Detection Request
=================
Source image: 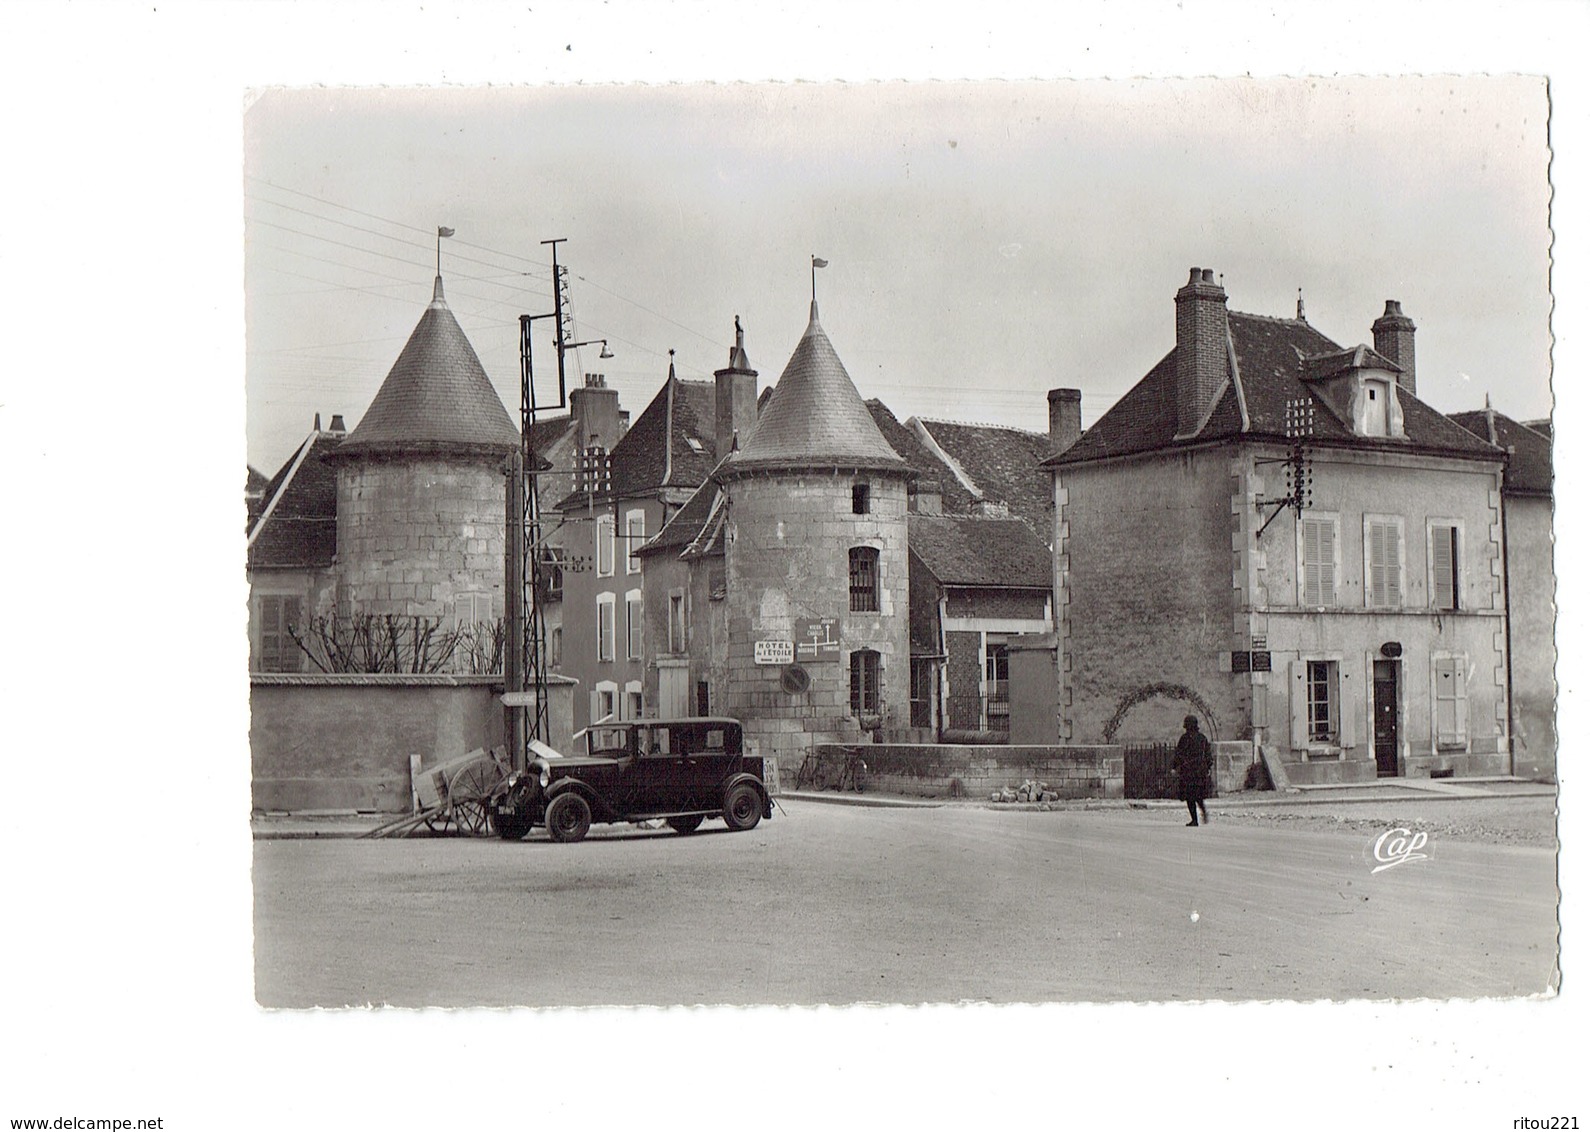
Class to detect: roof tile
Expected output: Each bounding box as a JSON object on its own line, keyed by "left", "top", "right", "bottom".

{"left": 334, "top": 277, "right": 518, "bottom": 459}
{"left": 909, "top": 515, "right": 1052, "bottom": 588}
{"left": 724, "top": 303, "right": 906, "bottom": 476}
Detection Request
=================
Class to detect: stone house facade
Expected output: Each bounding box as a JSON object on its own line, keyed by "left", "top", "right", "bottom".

{"left": 1044, "top": 269, "right": 1511, "bottom": 784}
{"left": 553, "top": 331, "right": 757, "bottom": 731}
{"left": 1450, "top": 406, "right": 1556, "bottom": 779}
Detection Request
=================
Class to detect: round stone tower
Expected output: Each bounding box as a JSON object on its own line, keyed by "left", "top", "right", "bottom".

{"left": 325, "top": 275, "right": 519, "bottom": 622}
{"left": 716, "top": 300, "right": 911, "bottom": 770}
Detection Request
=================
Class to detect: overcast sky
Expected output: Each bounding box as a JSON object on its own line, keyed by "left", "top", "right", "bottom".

{"left": 245, "top": 76, "right": 1552, "bottom": 474}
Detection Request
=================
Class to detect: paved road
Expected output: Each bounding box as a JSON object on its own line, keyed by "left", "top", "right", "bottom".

{"left": 253, "top": 799, "right": 1558, "bottom": 1008}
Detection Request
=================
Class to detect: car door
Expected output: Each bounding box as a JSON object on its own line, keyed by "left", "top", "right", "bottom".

{"left": 679, "top": 722, "right": 739, "bottom": 809}
{"left": 583, "top": 725, "right": 639, "bottom": 816}
{"left": 632, "top": 725, "right": 688, "bottom": 814}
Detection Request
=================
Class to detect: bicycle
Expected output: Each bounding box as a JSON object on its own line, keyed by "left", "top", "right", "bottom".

{"left": 795, "top": 749, "right": 868, "bottom": 793}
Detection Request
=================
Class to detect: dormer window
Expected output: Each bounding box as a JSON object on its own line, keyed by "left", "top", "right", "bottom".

{"left": 1302, "top": 345, "right": 1405, "bottom": 440}
{"left": 1363, "top": 380, "right": 1390, "bottom": 437}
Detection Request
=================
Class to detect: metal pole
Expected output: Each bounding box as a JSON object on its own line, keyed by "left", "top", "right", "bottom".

{"left": 504, "top": 446, "right": 526, "bottom": 769}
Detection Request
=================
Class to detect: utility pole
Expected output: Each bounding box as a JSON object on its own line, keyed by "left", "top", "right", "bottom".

{"left": 503, "top": 239, "right": 610, "bottom": 769}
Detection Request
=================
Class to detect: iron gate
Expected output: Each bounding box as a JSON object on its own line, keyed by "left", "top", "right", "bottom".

{"left": 1123, "top": 742, "right": 1178, "bottom": 799}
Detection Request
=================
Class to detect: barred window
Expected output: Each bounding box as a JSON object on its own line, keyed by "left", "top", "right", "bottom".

{"left": 850, "top": 649, "right": 881, "bottom": 715}
{"left": 849, "top": 546, "right": 879, "bottom": 612}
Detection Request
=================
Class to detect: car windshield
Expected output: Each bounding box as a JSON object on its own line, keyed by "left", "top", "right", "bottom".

{"left": 637, "top": 727, "right": 671, "bottom": 756}
{"left": 587, "top": 728, "right": 631, "bottom": 757}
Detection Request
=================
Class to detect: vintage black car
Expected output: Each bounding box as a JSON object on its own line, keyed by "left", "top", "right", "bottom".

{"left": 489, "top": 717, "right": 773, "bottom": 842}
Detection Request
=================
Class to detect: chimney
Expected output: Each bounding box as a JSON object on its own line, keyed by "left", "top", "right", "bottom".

{"left": 327, "top": 414, "right": 347, "bottom": 435}
{"left": 1047, "top": 388, "right": 1081, "bottom": 454}
{"left": 909, "top": 477, "right": 943, "bottom": 515}
{"left": 1372, "top": 300, "right": 1417, "bottom": 396}
{"left": 714, "top": 316, "right": 758, "bottom": 461}
{"left": 313, "top": 412, "right": 322, "bottom": 431}
{"left": 1174, "top": 267, "right": 1229, "bottom": 438}
{"left": 570, "top": 372, "right": 622, "bottom": 454}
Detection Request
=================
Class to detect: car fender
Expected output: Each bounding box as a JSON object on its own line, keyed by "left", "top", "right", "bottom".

{"left": 721, "top": 771, "right": 772, "bottom": 818}
{"left": 544, "top": 778, "right": 607, "bottom": 818}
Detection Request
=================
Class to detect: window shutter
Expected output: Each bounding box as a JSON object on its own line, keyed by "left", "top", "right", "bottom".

{"left": 1318, "top": 521, "right": 1335, "bottom": 606}
{"left": 1384, "top": 526, "right": 1401, "bottom": 606}
{"left": 1302, "top": 522, "right": 1320, "bottom": 605}
{"left": 282, "top": 597, "right": 303, "bottom": 671}
{"left": 1432, "top": 526, "right": 1455, "bottom": 609}
{"left": 1434, "top": 656, "right": 1469, "bottom": 747}
{"left": 1367, "top": 522, "right": 1402, "bottom": 608}
{"left": 259, "top": 595, "right": 281, "bottom": 669}
{"left": 1368, "top": 523, "right": 1383, "bottom": 605}
{"left": 1289, "top": 660, "right": 1308, "bottom": 748}
{"left": 1302, "top": 519, "right": 1335, "bottom": 607}
{"left": 1339, "top": 663, "right": 1357, "bottom": 749}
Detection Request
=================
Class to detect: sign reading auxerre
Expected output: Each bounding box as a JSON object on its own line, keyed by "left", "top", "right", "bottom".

{"left": 754, "top": 639, "right": 795, "bottom": 665}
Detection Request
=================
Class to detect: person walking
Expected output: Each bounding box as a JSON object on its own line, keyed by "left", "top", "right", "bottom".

{"left": 1172, "top": 714, "right": 1213, "bottom": 826}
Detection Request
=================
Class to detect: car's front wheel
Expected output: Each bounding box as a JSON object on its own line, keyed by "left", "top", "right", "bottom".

{"left": 545, "top": 792, "right": 592, "bottom": 843}
{"left": 722, "top": 783, "right": 763, "bottom": 832}
{"left": 666, "top": 814, "right": 704, "bottom": 834}
{"left": 490, "top": 809, "right": 533, "bottom": 841}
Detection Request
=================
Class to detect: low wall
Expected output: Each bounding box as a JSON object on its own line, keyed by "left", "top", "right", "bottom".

{"left": 1269, "top": 745, "right": 1509, "bottom": 787}
{"left": 803, "top": 739, "right": 1262, "bottom": 801}
{"left": 250, "top": 674, "right": 576, "bottom": 812}
{"left": 1212, "top": 741, "right": 1261, "bottom": 794}
{"left": 815, "top": 743, "right": 1126, "bottom": 800}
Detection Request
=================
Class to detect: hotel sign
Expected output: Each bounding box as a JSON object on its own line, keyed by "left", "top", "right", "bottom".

{"left": 754, "top": 639, "right": 794, "bottom": 665}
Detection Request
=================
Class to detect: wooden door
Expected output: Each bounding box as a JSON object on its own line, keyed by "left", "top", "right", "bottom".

{"left": 1373, "top": 660, "right": 1400, "bottom": 777}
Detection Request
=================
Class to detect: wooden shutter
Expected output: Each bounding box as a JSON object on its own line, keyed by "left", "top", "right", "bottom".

{"left": 1383, "top": 525, "right": 1401, "bottom": 606}
{"left": 1338, "top": 662, "right": 1356, "bottom": 749}
{"left": 598, "top": 598, "right": 615, "bottom": 662}
{"left": 1432, "top": 525, "right": 1456, "bottom": 610}
{"left": 1289, "top": 660, "right": 1309, "bottom": 749}
{"left": 626, "top": 593, "right": 643, "bottom": 659}
{"left": 1317, "top": 521, "right": 1335, "bottom": 606}
{"left": 1302, "top": 519, "right": 1335, "bottom": 606}
{"left": 258, "top": 595, "right": 281, "bottom": 670}
{"left": 597, "top": 517, "right": 614, "bottom": 576}
{"left": 1368, "top": 521, "right": 1401, "bottom": 607}
{"left": 1434, "top": 656, "right": 1469, "bottom": 747}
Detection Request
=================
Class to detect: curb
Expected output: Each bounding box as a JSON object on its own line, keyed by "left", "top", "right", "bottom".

{"left": 255, "top": 782, "right": 1557, "bottom": 836}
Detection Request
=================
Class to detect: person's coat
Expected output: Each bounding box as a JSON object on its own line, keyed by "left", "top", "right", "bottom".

{"left": 1172, "top": 729, "right": 1214, "bottom": 802}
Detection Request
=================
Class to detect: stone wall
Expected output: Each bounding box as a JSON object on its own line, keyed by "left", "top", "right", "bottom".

{"left": 250, "top": 674, "right": 576, "bottom": 812}
{"left": 335, "top": 456, "right": 506, "bottom": 618}
{"left": 723, "top": 471, "right": 911, "bottom": 763}
{"left": 1506, "top": 493, "right": 1556, "bottom": 780}
{"left": 804, "top": 739, "right": 1258, "bottom": 800}
{"left": 1056, "top": 448, "right": 1243, "bottom": 743}
{"left": 814, "top": 742, "right": 1126, "bottom": 800}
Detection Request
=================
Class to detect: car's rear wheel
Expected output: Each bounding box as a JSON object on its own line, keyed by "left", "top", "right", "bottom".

{"left": 722, "top": 783, "right": 762, "bottom": 831}
{"left": 545, "top": 793, "right": 592, "bottom": 843}
{"left": 666, "top": 814, "right": 704, "bottom": 834}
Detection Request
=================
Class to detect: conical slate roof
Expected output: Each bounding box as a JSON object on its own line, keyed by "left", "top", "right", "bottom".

{"left": 332, "top": 277, "right": 519, "bottom": 460}
{"left": 721, "top": 302, "right": 907, "bottom": 477}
